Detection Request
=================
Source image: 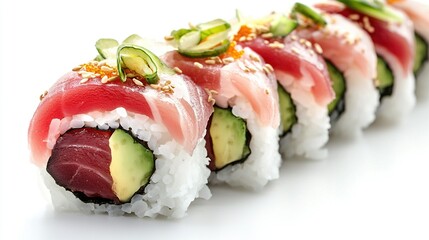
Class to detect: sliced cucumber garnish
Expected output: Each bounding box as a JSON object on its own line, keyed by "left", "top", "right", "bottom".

{"left": 96, "top": 38, "right": 119, "bottom": 59}
{"left": 197, "top": 19, "right": 231, "bottom": 39}
{"left": 291, "top": 2, "right": 327, "bottom": 26}
{"left": 270, "top": 14, "right": 298, "bottom": 37}
{"left": 414, "top": 32, "right": 429, "bottom": 76}
{"left": 336, "top": 0, "right": 402, "bottom": 23}
{"left": 171, "top": 19, "right": 231, "bottom": 58}
{"left": 117, "top": 45, "right": 160, "bottom": 84}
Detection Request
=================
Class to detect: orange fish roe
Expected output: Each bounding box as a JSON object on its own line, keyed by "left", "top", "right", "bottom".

{"left": 79, "top": 61, "right": 118, "bottom": 79}
{"left": 386, "top": 0, "right": 404, "bottom": 4}
{"left": 233, "top": 25, "right": 254, "bottom": 42}
{"left": 220, "top": 41, "right": 244, "bottom": 60}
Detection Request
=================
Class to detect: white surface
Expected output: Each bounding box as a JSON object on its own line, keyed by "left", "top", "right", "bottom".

{"left": 1, "top": 0, "right": 429, "bottom": 239}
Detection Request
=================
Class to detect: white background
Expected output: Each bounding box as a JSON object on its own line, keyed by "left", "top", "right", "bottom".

{"left": 1, "top": 0, "right": 429, "bottom": 239}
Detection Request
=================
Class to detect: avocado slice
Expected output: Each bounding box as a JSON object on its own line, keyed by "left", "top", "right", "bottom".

{"left": 109, "top": 129, "right": 154, "bottom": 202}
{"left": 277, "top": 85, "right": 297, "bottom": 136}
{"left": 376, "top": 55, "right": 394, "bottom": 99}
{"left": 209, "top": 107, "right": 251, "bottom": 170}
{"left": 326, "top": 60, "right": 346, "bottom": 118}
{"left": 414, "top": 32, "right": 429, "bottom": 77}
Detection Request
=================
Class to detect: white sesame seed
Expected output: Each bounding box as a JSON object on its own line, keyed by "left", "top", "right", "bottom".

{"left": 101, "top": 66, "right": 113, "bottom": 72}
{"left": 80, "top": 78, "right": 89, "bottom": 84}
{"left": 265, "top": 64, "right": 274, "bottom": 72}
{"left": 101, "top": 76, "right": 108, "bottom": 83}
{"left": 164, "top": 35, "right": 174, "bottom": 41}
{"left": 133, "top": 78, "right": 144, "bottom": 86}
{"left": 314, "top": 43, "right": 323, "bottom": 54}
{"left": 222, "top": 57, "right": 234, "bottom": 64}
{"left": 261, "top": 32, "right": 274, "bottom": 38}
{"left": 349, "top": 14, "right": 360, "bottom": 21}
{"left": 205, "top": 59, "right": 216, "bottom": 64}
{"left": 173, "top": 67, "right": 183, "bottom": 74}
{"left": 194, "top": 62, "right": 203, "bottom": 69}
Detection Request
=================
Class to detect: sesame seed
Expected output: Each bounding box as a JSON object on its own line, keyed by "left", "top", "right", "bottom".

{"left": 305, "top": 40, "right": 312, "bottom": 48}
{"left": 299, "top": 39, "right": 306, "bottom": 44}
{"left": 246, "top": 36, "right": 255, "bottom": 41}
{"left": 101, "top": 76, "right": 108, "bottom": 83}
{"left": 268, "top": 41, "right": 284, "bottom": 49}
{"left": 349, "top": 14, "right": 360, "bottom": 21}
{"left": 264, "top": 40, "right": 270, "bottom": 45}
{"left": 39, "top": 90, "right": 48, "bottom": 101}
{"left": 265, "top": 89, "right": 269, "bottom": 95}
{"left": 249, "top": 53, "right": 260, "bottom": 62}
{"left": 314, "top": 43, "right": 323, "bottom": 54}
{"left": 133, "top": 78, "right": 144, "bottom": 86}
{"left": 261, "top": 32, "right": 274, "bottom": 38}
{"left": 222, "top": 57, "right": 234, "bottom": 64}
{"left": 194, "top": 62, "right": 203, "bottom": 69}
{"left": 81, "top": 72, "right": 93, "bottom": 79}
{"left": 265, "top": 64, "right": 274, "bottom": 72}
{"left": 101, "top": 66, "right": 113, "bottom": 72}
{"left": 291, "top": 35, "right": 298, "bottom": 41}
{"left": 173, "top": 67, "right": 183, "bottom": 74}
{"left": 164, "top": 35, "right": 174, "bottom": 41}
{"left": 126, "top": 73, "right": 137, "bottom": 78}
{"left": 188, "top": 22, "right": 196, "bottom": 29}
{"left": 80, "top": 78, "right": 89, "bottom": 84}
{"left": 291, "top": 47, "right": 301, "bottom": 55}
{"left": 108, "top": 76, "right": 118, "bottom": 82}
{"left": 239, "top": 36, "right": 247, "bottom": 42}
{"left": 150, "top": 84, "right": 160, "bottom": 90}
{"left": 72, "top": 66, "right": 82, "bottom": 71}
{"left": 205, "top": 59, "right": 216, "bottom": 64}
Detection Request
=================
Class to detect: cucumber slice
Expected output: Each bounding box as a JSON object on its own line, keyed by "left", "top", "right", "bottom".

{"left": 172, "top": 18, "right": 232, "bottom": 58}
{"left": 277, "top": 84, "right": 297, "bottom": 136}
{"left": 178, "top": 31, "right": 201, "bottom": 50}
{"left": 376, "top": 56, "right": 394, "bottom": 98}
{"left": 96, "top": 38, "right": 119, "bottom": 60}
{"left": 326, "top": 61, "right": 346, "bottom": 114}
{"left": 270, "top": 14, "right": 298, "bottom": 37}
{"left": 117, "top": 44, "right": 159, "bottom": 84}
{"left": 209, "top": 107, "right": 251, "bottom": 170}
{"left": 179, "top": 40, "right": 230, "bottom": 58}
{"left": 414, "top": 32, "right": 429, "bottom": 76}
{"left": 336, "top": 0, "right": 402, "bottom": 23}
{"left": 196, "top": 19, "right": 231, "bottom": 39}
{"left": 179, "top": 30, "right": 231, "bottom": 58}
{"left": 291, "top": 2, "right": 327, "bottom": 26}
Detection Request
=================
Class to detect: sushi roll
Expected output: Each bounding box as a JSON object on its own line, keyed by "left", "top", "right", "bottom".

{"left": 387, "top": 0, "right": 429, "bottom": 98}
{"left": 293, "top": 3, "right": 379, "bottom": 137}
{"left": 317, "top": 0, "right": 416, "bottom": 122}
{"left": 28, "top": 35, "right": 213, "bottom": 218}
{"left": 237, "top": 11, "right": 335, "bottom": 158}
{"left": 163, "top": 19, "right": 281, "bottom": 190}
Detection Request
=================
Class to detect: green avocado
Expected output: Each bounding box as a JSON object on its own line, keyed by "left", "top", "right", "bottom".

{"left": 109, "top": 129, "right": 154, "bottom": 202}
{"left": 414, "top": 32, "right": 428, "bottom": 76}
{"left": 277, "top": 85, "right": 297, "bottom": 136}
{"left": 210, "top": 107, "right": 251, "bottom": 170}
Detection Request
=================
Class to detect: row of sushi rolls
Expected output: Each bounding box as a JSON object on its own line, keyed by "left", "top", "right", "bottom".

{"left": 28, "top": 0, "right": 428, "bottom": 218}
